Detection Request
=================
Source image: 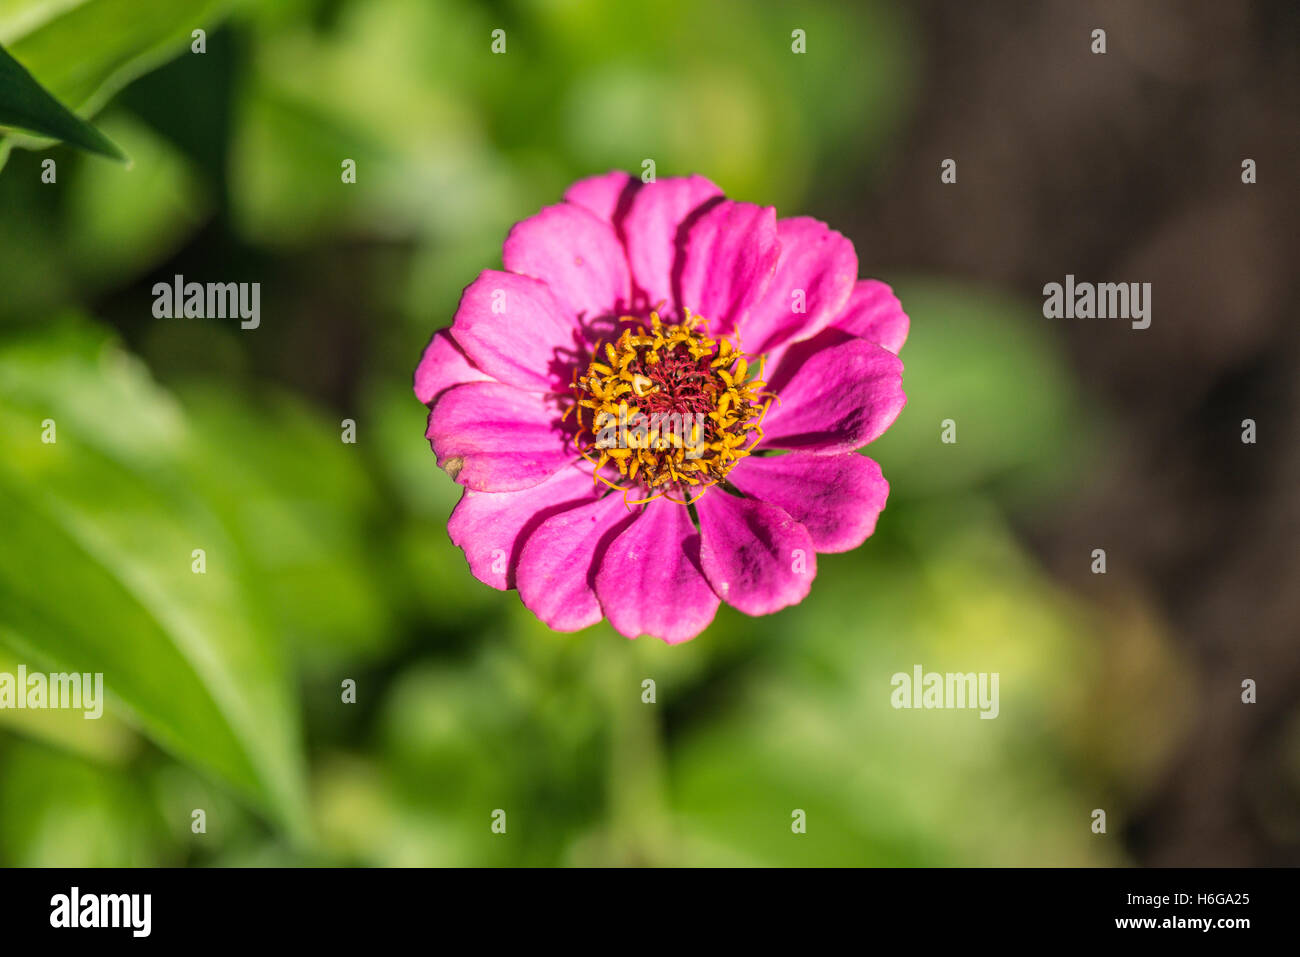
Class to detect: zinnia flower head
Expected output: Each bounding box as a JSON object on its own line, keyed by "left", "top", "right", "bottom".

{"left": 415, "top": 172, "right": 908, "bottom": 644}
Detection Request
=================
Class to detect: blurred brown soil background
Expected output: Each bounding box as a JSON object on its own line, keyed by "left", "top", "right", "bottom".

{"left": 836, "top": 0, "right": 1299, "bottom": 865}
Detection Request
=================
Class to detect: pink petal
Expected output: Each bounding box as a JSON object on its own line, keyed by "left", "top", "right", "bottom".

{"left": 563, "top": 170, "right": 638, "bottom": 225}
{"left": 516, "top": 493, "right": 638, "bottom": 632}
{"left": 414, "top": 329, "right": 493, "bottom": 405}
{"left": 595, "top": 503, "right": 720, "bottom": 643}
{"left": 696, "top": 493, "right": 816, "bottom": 616}
{"left": 678, "top": 200, "right": 780, "bottom": 334}
{"left": 830, "top": 279, "right": 910, "bottom": 354}
{"left": 741, "top": 216, "right": 858, "bottom": 354}
{"left": 448, "top": 464, "right": 602, "bottom": 590}
{"left": 620, "top": 174, "right": 723, "bottom": 309}
{"left": 426, "top": 381, "right": 572, "bottom": 492}
{"left": 728, "top": 452, "right": 890, "bottom": 553}
{"left": 762, "top": 337, "right": 905, "bottom": 454}
{"left": 503, "top": 202, "right": 632, "bottom": 325}
{"left": 451, "top": 269, "right": 584, "bottom": 392}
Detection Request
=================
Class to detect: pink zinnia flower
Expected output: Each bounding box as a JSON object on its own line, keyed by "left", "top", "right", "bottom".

{"left": 415, "top": 172, "right": 908, "bottom": 644}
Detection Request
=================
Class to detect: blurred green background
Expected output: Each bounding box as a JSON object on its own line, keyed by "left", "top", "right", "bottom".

{"left": 1, "top": 0, "right": 1295, "bottom": 866}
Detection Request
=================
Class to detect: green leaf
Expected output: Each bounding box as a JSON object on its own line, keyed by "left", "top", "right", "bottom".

{"left": 0, "top": 41, "right": 124, "bottom": 159}
{"left": 174, "top": 381, "right": 398, "bottom": 666}
{"left": 0, "top": 0, "right": 226, "bottom": 165}
{"left": 0, "top": 317, "right": 309, "bottom": 838}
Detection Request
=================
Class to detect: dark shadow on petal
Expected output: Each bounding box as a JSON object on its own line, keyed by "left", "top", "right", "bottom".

{"left": 766, "top": 327, "right": 855, "bottom": 394}
{"left": 587, "top": 503, "right": 642, "bottom": 593}
{"left": 669, "top": 195, "right": 725, "bottom": 320}
{"left": 609, "top": 175, "right": 642, "bottom": 246}
{"left": 505, "top": 481, "right": 612, "bottom": 590}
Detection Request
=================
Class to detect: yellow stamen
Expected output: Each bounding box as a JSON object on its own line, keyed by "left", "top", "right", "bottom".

{"left": 571, "top": 309, "right": 773, "bottom": 507}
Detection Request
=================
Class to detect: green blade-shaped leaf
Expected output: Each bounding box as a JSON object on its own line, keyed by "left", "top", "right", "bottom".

{"left": 0, "top": 41, "right": 124, "bottom": 159}
{"left": 0, "top": 0, "right": 226, "bottom": 166}
{"left": 0, "top": 318, "right": 309, "bottom": 839}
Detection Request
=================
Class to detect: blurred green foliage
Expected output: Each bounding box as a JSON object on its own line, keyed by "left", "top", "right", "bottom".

{"left": 0, "top": 0, "right": 1183, "bottom": 865}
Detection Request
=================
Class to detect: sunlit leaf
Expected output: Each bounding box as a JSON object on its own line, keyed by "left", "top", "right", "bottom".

{"left": 0, "top": 41, "right": 124, "bottom": 159}
{"left": 0, "top": 317, "right": 308, "bottom": 836}
{"left": 0, "top": 0, "right": 226, "bottom": 166}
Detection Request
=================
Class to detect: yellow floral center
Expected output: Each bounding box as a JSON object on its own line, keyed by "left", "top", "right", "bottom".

{"left": 568, "top": 309, "right": 772, "bottom": 505}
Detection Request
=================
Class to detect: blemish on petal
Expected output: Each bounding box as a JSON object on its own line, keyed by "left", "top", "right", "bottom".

{"left": 443, "top": 456, "right": 465, "bottom": 480}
